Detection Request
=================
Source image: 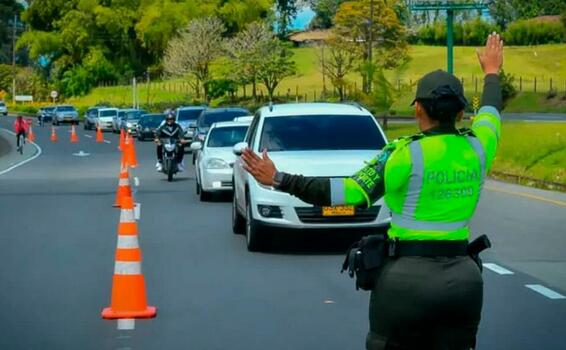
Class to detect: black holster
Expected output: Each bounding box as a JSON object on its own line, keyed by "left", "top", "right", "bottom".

{"left": 341, "top": 234, "right": 388, "bottom": 291}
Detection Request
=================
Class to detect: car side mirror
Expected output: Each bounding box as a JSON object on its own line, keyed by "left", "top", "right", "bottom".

{"left": 233, "top": 142, "right": 248, "bottom": 156}
{"left": 190, "top": 142, "right": 202, "bottom": 151}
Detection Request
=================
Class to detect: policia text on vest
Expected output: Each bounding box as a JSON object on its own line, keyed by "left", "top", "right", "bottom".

{"left": 240, "top": 33, "right": 505, "bottom": 350}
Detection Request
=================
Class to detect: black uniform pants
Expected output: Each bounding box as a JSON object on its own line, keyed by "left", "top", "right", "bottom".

{"left": 156, "top": 144, "right": 184, "bottom": 163}
{"left": 366, "top": 256, "right": 483, "bottom": 350}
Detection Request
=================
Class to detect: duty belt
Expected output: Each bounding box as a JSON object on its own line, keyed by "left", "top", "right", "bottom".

{"left": 388, "top": 239, "right": 469, "bottom": 258}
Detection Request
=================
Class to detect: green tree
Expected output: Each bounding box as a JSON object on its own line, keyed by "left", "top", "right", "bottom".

{"left": 490, "top": 0, "right": 566, "bottom": 29}
{"left": 319, "top": 35, "right": 358, "bottom": 101}
{"left": 0, "top": 0, "right": 24, "bottom": 64}
{"left": 275, "top": 0, "right": 297, "bottom": 38}
{"left": 257, "top": 38, "right": 296, "bottom": 100}
{"left": 163, "top": 17, "right": 225, "bottom": 100}
{"left": 225, "top": 21, "right": 273, "bottom": 100}
{"left": 309, "top": 0, "right": 343, "bottom": 29}
{"left": 334, "top": 0, "right": 409, "bottom": 93}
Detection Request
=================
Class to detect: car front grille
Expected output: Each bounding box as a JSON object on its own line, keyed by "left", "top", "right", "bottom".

{"left": 295, "top": 206, "right": 380, "bottom": 224}
{"left": 221, "top": 181, "right": 232, "bottom": 187}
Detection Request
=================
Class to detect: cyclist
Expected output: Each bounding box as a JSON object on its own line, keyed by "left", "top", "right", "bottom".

{"left": 13, "top": 116, "right": 29, "bottom": 153}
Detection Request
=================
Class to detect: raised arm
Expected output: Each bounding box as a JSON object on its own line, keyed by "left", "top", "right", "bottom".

{"left": 473, "top": 33, "right": 505, "bottom": 173}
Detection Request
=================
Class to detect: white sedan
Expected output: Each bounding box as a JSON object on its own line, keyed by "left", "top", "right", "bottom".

{"left": 232, "top": 103, "right": 392, "bottom": 251}
{"left": 192, "top": 121, "right": 251, "bottom": 201}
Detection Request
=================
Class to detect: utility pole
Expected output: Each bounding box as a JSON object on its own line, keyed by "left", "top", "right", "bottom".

{"left": 12, "top": 14, "right": 17, "bottom": 104}
{"left": 321, "top": 44, "right": 326, "bottom": 98}
{"left": 367, "top": 0, "right": 374, "bottom": 93}
{"left": 146, "top": 70, "right": 150, "bottom": 106}
{"left": 132, "top": 77, "right": 137, "bottom": 109}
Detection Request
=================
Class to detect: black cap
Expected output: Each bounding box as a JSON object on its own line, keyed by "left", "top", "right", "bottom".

{"left": 411, "top": 70, "right": 467, "bottom": 107}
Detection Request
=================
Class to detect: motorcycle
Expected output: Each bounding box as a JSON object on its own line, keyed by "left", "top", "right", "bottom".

{"left": 160, "top": 138, "right": 181, "bottom": 182}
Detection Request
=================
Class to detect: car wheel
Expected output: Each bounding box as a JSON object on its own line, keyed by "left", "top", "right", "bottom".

{"left": 245, "top": 197, "right": 264, "bottom": 252}
{"left": 232, "top": 190, "right": 245, "bottom": 235}
{"left": 199, "top": 183, "right": 211, "bottom": 201}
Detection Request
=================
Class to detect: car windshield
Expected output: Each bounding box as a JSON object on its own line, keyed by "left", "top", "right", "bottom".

{"left": 45, "top": 107, "right": 55, "bottom": 112}
{"left": 0, "top": 102, "right": 5, "bottom": 107}
{"left": 141, "top": 114, "right": 165, "bottom": 126}
{"left": 259, "top": 115, "right": 385, "bottom": 152}
{"left": 118, "top": 111, "right": 126, "bottom": 118}
{"left": 207, "top": 126, "right": 249, "bottom": 148}
{"left": 125, "top": 111, "right": 141, "bottom": 120}
{"left": 198, "top": 110, "right": 249, "bottom": 128}
{"left": 58, "top": 106, "right": 75, "bottom": 112}
{"left": 100, "top": 110, "right": 117, "bottom": 117}
{"left": 178, "top": 109, "right": 203, "bottom": 121}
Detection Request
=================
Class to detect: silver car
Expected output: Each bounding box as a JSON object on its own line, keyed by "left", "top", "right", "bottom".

{"left": 52, "top": 105, "right": 79, "bottom": 125}
{"left": 97, "top": 108, "right": 118, "bottom": 131}
{"left": 0, "top": 101, "right": 7, "bottom": 116}
{"left": 192, "top": 121, "right": 251, "bottom": 201}
{"left": 176, "top": 106, "right": 206, "bottom": 140}
{"left": 119, "top": 109, "right": 144, "bottom": 135}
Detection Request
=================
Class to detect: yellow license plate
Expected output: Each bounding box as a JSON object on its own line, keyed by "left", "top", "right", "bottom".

{"left": 322, "top": 205, "right": 355, "bottom": 217}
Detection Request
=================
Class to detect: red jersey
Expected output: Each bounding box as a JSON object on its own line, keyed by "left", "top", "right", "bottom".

{"left": 13, "top": 119, "right": 29, "bottom": 133}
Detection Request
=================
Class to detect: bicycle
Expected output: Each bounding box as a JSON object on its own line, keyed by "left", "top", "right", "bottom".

{"left": 16, "top": 132, "right": 26, "bottom": 155}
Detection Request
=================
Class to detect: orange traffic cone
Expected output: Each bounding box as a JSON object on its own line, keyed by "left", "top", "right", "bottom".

{"left": 50, "top": 126, "right": 58, "bottom": 142}
{"left": 113, "top": 164, "right": 132, "bottom": 208}
{"left": 70, "top": 125, "right": 79, "bottom": 143}
{"left": 28, "top": 124, "right": 35, "bottom": 142}
{"left": 96, "top": 126, "right": 104, "bottom": 143}
{"left": 119, "top": 129, "right": 125, "bottom": 151}
{"left": 102, "top": 196, "right": 156, "bottom": 319}
{"left": 125, "top": 134, "right": 138, "bottom": 168}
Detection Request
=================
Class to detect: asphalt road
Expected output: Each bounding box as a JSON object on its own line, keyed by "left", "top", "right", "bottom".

{"left": 0, "top": 118, "right": 565, "bottom": 350}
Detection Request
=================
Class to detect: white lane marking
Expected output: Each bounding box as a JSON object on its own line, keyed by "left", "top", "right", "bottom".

{"left": 134, "top": 203, "right": 141, "bottom": 220}
{"left": 117, "top": 319, "right": 136, "bottom": 330}
{"left": 482, "top": 263, "right": 514, "bottom": 275}
{"left": 84, "top": 134, "right": 92, "bottom": 138}
{"left": 134, "top": 177, "right": 140, "bottom": 187}
{"left": 103, "top": 140, "right": 111, "bottom": 144}
{"left": 525, "top": 284, "right": 566, "bottom": 300}
{"left": 0, "top": 129, "right": 43, "bottom": 176}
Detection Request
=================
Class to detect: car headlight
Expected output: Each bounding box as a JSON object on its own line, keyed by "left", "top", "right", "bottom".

{"left": 126, "top": 122, "right": 133, "bottom": 127}
{"left": 205, "top": 158, "right": 229, "bottom": 169}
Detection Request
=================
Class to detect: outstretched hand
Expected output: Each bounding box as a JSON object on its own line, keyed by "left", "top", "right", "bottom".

{"left": 477, "top": 32, "right": 504, "bottom": 75}
{"left": 241, "top": 148, "right": 278, "bottom": 186}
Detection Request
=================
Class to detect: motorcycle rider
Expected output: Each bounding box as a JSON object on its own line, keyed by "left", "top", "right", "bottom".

{"left": 154, "top": 112, "right": 186, "bottom": 172}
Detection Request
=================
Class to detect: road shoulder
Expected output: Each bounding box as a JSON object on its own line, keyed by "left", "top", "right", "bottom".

{"left": 0, "top": 128, "right": 41, "bottom": 175}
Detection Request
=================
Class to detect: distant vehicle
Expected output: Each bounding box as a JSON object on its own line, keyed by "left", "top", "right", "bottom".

{"left": 176, "top": 106, "right": 206, "bottom": 141}
{"left": 136, "top": 113, "right": 166, "bottom": 141}
{"left": 193, "top": 107, "right": 250, "bottom": 163}
{"left": 232, "top": 103, "right": 391, "bottom": 251}
{"left": 112, "top": 110, "right": 126, "bottom": 133}
{"left": 96, "top": 108, "right": 119, "bottom": 131}
{"left": 119, "top": 109, "right": 145, "bottom": 135}
{"left": 84, "top": 106, "right": 108, "bottom": 130}
{"left": 192, "top": 120, "right": 251, "bottom": 201}
{"left": 52, "top": 105, "right": 79, "bottom": 125}
{"left": 37, "top": 106, "right": 55, "bottom": 125}
{"left": 0, "top": 101, "right": 7, "bottom": 116}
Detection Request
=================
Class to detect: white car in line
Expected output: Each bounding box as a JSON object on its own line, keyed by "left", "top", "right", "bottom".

{"left": 97, "top": 108, "right": 119, "bottom": 131}
{"left": 192, "top": 120, "right": 251, "bottom": 201}
{"left": 232, "top": 103, "right": 391, "bottom": 251}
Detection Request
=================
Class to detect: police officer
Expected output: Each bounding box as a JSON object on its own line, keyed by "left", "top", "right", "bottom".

{"left": 241, "top": 33, "right": 504, "bottom": 349}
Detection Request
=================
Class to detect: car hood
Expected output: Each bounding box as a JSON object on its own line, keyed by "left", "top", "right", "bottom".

{"left": 205, "top": 147, "right": 237, "bottom": 163}
{"left": 265, "top": 150, "right": 381, "bottom": 177}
